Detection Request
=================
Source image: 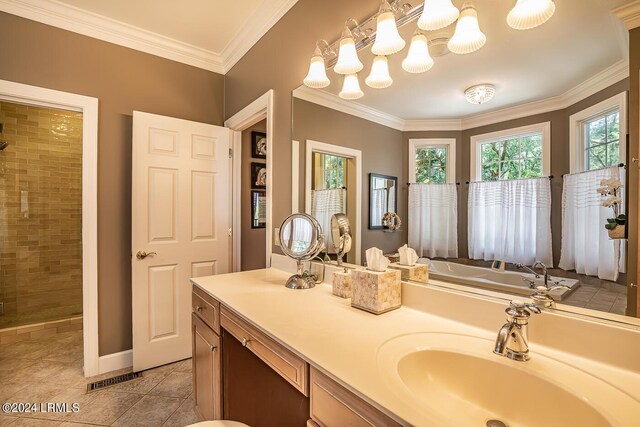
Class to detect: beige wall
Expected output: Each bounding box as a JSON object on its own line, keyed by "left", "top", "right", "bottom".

{"left": 293, "top": 98, "right": 406, "bottom": 258}
{"left": 241, "top": 120, "right": 267, "bottom": 271}
{"left": 0, "top": 12, "right": 225, "bottom": 355}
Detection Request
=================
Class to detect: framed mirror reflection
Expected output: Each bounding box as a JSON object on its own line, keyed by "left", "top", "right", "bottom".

{"left": 369, "top": 173, "right": 398, "bottom": 230}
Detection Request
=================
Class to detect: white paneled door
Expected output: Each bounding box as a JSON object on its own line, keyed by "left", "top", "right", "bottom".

{"left": 132, "top": 111, "right": 231, "bottom": 372}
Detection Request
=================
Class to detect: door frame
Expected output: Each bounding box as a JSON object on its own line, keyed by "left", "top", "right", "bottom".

{"left": 225, "top": 90, "right": 274, "bottom": 271}
{"left": 0, "top": 79, "right": 100, "bottom": 376}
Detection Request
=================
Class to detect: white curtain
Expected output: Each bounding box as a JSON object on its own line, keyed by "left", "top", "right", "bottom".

{"left": 371, "top": 188, "right": 387, "bottom": 227}
{"left": 559, "top": 166, "right": 624, "bottom": 281}
{"left": 408, "top": 184, "right": 458, "bottom": 258}
{"left": 311, "top": 188, "right": 346, "bottom": 253}
{"left": 468, "top": 178, "right": 553, "bottom": 266}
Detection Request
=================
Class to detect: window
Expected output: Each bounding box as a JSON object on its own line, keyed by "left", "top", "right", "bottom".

{"left": 470, "top": 122, "right": 551, "bottom": 182}
{"left": 569, "top": 92, "right": 627, "bottom": 173}
{"left": 584, "top": 111, "right": 620, "bottom": 170}
{"left": 312, "top": 152, "right": 346, "bottom": 189}
{"left": 409, "top": 139, "right": 456, "bottom": 184}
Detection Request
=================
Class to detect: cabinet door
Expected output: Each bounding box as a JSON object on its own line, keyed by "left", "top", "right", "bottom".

{"left": 192, "top": 313, "right": 222, "bottom": 420}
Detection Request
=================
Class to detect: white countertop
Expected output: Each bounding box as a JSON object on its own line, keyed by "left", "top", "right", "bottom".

{"left": 192, "top": 268, "right": 505, "bottom": 426}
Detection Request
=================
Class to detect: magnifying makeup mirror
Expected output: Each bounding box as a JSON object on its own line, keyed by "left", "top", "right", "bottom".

{"left": 279, "top": 213, "right": 325, "bottom": 289}
{"left": 330, "top": 213, "right": 352, "bottom": 265}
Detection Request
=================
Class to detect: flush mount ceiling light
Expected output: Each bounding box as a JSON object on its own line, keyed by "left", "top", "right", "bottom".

{"left": 302, "top": 0, "right": 555, "bottom": 99}
{"left": 339, "top": 74, "right": 365, "bottom": 100}
{"left": 448, "top": 1, "right": 486, "bottom": 55}
{"left": 303, "top": 44, "right": 331, "bottom": 89}
{"left": 507, "top": 0, "right": 556, "bottom": 30}
{"left": 334, "top": 26, "right": 364, "bottom": 75}
{"left": 366, "top": 56, "right": 393, "bottom": 88}
{"left": 418, "top": 0, "right": 460, "bottom": 31}
{"left": 465, "top": 84, "right": 496, "bottom": 105}
{"left": 402, "top": 30, "right": 434, "bottom": 73}
{"left": 371, "top": 0, "right": 406, "bottom": 55}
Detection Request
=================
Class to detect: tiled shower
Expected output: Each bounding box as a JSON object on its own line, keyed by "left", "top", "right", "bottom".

{"left": 0, "top": 101, "right": 83, "bottom": 332}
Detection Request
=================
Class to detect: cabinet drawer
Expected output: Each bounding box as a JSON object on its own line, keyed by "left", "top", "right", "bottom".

{"left": 220, "top": 306, "right": 308, "bottom": 396}
{"left": 192, "top": 313, "right": 222, "bottom": 420}
{"left": 192, "top": 286, "right": 220, "bottom": 334}
{"left": 310, "top": 368, "right": 402, "bottom": 427}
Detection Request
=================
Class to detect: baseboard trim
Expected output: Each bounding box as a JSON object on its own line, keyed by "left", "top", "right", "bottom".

{"left": 98, "top": 349, "right": 133, "bottom": 375}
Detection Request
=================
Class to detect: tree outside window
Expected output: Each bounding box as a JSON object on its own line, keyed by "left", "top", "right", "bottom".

{"left": 480, "top": 133, "right": 543, "bottom": 181}
{"left": 585, "top": 111, "right": 620, "bottom": 171}
{"left": 415, "top": 147, "right": 446, "bottom": 184}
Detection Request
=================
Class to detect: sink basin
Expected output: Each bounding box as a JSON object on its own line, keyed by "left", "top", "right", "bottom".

{"left": 377, "top": 333, "right": 638, "bottom": 427}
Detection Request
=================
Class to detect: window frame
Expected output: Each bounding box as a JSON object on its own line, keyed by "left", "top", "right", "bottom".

{"left": 409, "top": 138, "right": 457, "bottom": 184}
{"left": 569, "top": 92, "right": 627, "bottom": 173}
{"left": 470, "top": 122, "right": 551, "bottom": 182}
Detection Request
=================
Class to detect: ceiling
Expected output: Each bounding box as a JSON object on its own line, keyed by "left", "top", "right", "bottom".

{"left": 56, "top": 0, "right": 264, "bottom": 54}
{"left": 297, "top": 0, "right": 631, "bottom": 121}
{"left": 1, "top": 0, "right": 299, "bottom": 73}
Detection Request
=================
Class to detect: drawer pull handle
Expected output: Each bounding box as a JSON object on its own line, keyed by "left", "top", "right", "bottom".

{"left": 195, "top": 305, "right": 204, "bottom": 312}
{"left": 241, "top": 338, "right": 250, "bottom": 347}
{"left": 209, "top": 344, "right": 217, "bottom": 352}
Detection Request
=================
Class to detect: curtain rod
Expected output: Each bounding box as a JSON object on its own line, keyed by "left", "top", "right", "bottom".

{"left": 407, "top": 182, "right": 461, "bottom": 186}
{"left": 464, "top": 176, "right": 554, "bottom": 185}
{"left": 561, "top": 163, "right": 625, "bottom": 178}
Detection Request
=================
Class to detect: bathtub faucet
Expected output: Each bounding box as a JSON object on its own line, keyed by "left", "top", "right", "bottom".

{"left": 516, "top": 261, "right": 549, "bottom": 286}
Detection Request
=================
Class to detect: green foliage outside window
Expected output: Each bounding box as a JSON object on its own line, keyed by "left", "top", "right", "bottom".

{"left": 322, "top": 154, "right": 346, "bottom": 189}
{"left": 585, "top": 111, "right": 620, "bottom": 171}
{"left": 480, "top": 133, "right": 543, "bottom": 181}
{"left": 416, "top": 147, "right": 446, "bottom": 184}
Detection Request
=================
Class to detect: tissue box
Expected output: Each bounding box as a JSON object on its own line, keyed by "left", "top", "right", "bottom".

{"left": 351, "top": 269, "right": 401, "bottom": 314}
{"left": 332, "top": 271, "right": 352, "bottom": 298}
{"left": 389, "top": 263, "right": 429, "bottom": 282}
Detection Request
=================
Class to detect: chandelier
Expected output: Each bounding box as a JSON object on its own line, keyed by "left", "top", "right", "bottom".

{"left": 303, "top": 0, "right": 556, "bottom": 101}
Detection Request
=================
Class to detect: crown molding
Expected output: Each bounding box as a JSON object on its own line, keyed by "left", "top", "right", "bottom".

{"left": 0, "top": 0, "right": 299, "bottom": 74}
{"left": 293, "top": 85, "right": 406, "bottom": 131}
{"left": 613, "top": 0, "right": 640, "bottom": 30}
{"left": 221, "top": 0, "right": 299, "bottom": 72}
{"left": 295, "top": 60, "right": 629, "bottom": 132}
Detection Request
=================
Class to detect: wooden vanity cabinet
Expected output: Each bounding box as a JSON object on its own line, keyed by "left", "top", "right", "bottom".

{"left": 192, "top": 288, "right": 222, "bottom": 421}
{"left": 309, "top": 368, "right": 403, "bottom": 427}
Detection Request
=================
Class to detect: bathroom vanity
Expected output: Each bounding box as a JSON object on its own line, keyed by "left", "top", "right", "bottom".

{"left": 191, "top": 262, "right": 640, "bottom": 427}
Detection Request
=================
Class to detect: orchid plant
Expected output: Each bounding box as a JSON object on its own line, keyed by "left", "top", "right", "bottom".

{"left": 597, "top": 178, "right": 626, "bottom": 231}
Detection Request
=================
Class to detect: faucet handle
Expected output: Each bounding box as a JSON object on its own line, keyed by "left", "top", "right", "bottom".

{"left": 521, "top": 276, "right": 537, "bottom": 289}
{"left": 508, "top": 299, "right": 542, "bottom": 318}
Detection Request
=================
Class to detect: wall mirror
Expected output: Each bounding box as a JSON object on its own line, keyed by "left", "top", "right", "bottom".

{"left": 302, "top": 139, "right": 362, "bottom": 265}
{"left": 369, "top": 173, "right": 398, "bottom": 229}
{"left": 292, "top": 0, "right": 639, "bottom": 320}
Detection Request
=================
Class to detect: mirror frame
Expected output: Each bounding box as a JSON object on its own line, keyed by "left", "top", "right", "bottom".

{"left": 369, "top": 173, "right": 398, "bottom": 230}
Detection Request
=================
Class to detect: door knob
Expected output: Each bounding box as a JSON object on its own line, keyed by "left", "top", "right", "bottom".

{"left": 136, "top": 251, "right": 157, "bottom": 260}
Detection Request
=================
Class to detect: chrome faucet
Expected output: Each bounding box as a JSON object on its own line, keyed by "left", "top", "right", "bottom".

{"left": 494, "top": 300, "right": 541, "bottom": 362}
{"left": 516, "top": 261, "right": 549, "bottom": 286}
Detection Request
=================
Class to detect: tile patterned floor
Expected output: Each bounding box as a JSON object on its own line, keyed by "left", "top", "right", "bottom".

{"left": 0, "top": 330, "right": 199, "bottom": 427}
{"left": 562, "top": 282, "right": 628, "bottom": 315}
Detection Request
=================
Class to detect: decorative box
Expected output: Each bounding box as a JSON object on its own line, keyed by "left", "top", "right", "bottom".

{"left": 332, "top": 270, "right": 352, "bottom": 299}
{"left": 351, "top": 269, "right": 401, "bottom": 314}
{"left": 388, "top": 263, "right": 429, "bottom": 282}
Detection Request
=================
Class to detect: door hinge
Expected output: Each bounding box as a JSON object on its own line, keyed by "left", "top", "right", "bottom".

{"left": 229, "top": 148, "right": 233, "bottom": 158}
{"left": 228, "top": 228, "right": 232, "bottom": 237}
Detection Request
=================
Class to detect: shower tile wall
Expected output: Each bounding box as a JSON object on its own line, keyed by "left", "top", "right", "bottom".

{"left": 0, "top": 101, "right": 83, "bottom": 329}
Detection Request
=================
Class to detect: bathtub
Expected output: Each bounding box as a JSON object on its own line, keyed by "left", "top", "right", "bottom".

{"left": 420, "top": 259, "right": 580, "bottom": 300}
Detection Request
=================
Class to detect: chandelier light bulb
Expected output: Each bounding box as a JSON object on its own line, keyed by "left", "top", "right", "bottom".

{"left": 465, "top": 84, "right": 495, "bottom": 105}
{"left": 339, "top": 74, "right": 364, "bottom": 100}
{"left": 418, "top": 0, "right": 460, "bottom": 31}
{"left": 334, "top": 27, "right": 363, "bottom": 75}
{"left": 371, "top": 1, "right": 406, "bottom": 56}
{"left": 402, "top": 31, "right": 434, "bottom": 74}
{"left": 448, "top": 2, "right": 486, "bottom": 54}
{"left": 507, "top": 0, "right": 556, "bottom": 30}
{"left": 365, "top": 56, "right": 393, "bottom": 89}
{"left": 303, "top": 47, "right": 330, "bottom": 89}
